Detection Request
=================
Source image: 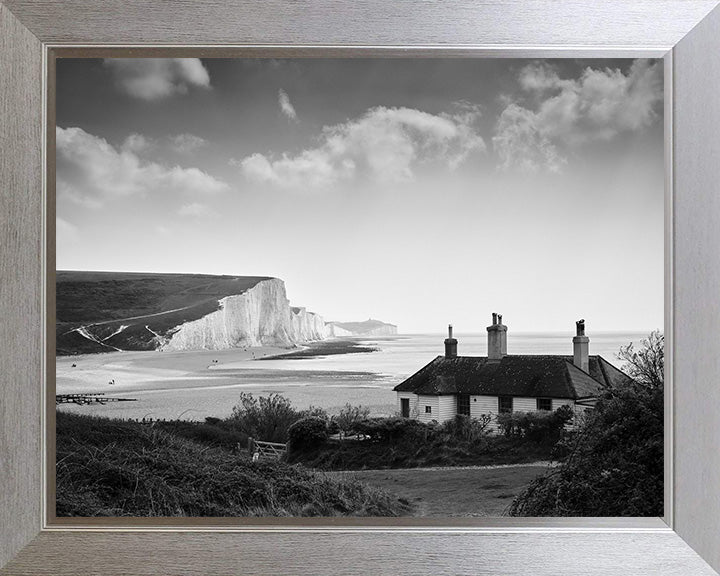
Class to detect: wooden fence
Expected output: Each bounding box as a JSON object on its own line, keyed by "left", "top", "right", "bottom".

{"left": 247, "top": 437, "right": 287, "bottom": 461}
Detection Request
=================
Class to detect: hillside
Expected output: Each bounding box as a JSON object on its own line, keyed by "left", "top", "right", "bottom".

{"left": 56, "top": 412, "right": 409, "bottom": 517}
{"left": 326, "top": 319, "right": 398, "bottom": 336}
{"left": 55, "top": 271, "right": 325, "bottom": 355}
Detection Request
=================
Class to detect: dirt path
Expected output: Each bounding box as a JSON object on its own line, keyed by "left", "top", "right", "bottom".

{"left": 327, "top": 464, "right": 552, "bottom": 517}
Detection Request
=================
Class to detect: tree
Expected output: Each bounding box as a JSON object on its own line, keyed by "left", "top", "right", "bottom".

{"left": 333, "top": 403, "right": 371, "bottom": 439}
{"left": 230, "top": 393, "right": 300, "bottom": 443}
{"left": 509, "top": 332, "right": 664, "bottom": 516}
{"left": 616, "top": 329, "right": 664, "bottom": 389}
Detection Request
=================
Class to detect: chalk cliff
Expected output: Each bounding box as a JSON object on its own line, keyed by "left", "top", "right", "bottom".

{"left": 161, "top": 279, "right": 324, "bottom": 351}
{"left": 56, "top": 271, "right": 398, "bottom": 355}
{"left": 325, "top": 319, "right": 398, "bottom": 336}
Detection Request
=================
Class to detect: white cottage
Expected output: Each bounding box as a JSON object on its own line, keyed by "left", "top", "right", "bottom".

{"left": 393, "top": 314, "right": 632, "bottom": 431}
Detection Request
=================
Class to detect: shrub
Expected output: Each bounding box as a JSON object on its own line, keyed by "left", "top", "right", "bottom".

{"left": 333, "top": 403, "right": 371, "bottom": 438}
{"left": 230, "top": 393, "right": 300, "bottom": 443}
{"left": 352, "top": 417, "right": 435, "bottom": 443}
{"left": 441, "top": 414, "right": 491, "bottom": 442}
{"left": 299, "top": 405, "right": 329, "bottom": 420}
{"left": 288, "top": 417, "right": 329, "bottom": 452}
{"left": 496, "top": 406, "right": 573, "bottom": 443}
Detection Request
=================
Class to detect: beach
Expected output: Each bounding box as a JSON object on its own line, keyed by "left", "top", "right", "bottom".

{"left": 55, "top": 339, "right": 398, "bottom": 421}
{"left": 55, "top": 332, "right": 649, "bottom": 421}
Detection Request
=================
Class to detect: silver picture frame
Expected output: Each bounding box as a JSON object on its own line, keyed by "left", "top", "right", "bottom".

{"left": 2, "top": 1, "right": 720, "bottom": 574}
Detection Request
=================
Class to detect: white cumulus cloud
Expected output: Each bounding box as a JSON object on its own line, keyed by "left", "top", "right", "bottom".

{"left": 233, "top": 105, "right": 485, "bottom": 190}
{"left": 278, "top": 89, "right": 298, "bottom": 121}
{"left": 171, "top": 133, "right": 208, "bottom": 154}
{"left": 493, "top": 59, "right": 663, "bottom": 173}
{"left": 104, "top": 58, "right": 211, "bottom": 101}
{"left": 178, "top": 202, "right": 217, "bottom": 218}
{"left": 56, "top": 127, "right": 229, "bottom": 207}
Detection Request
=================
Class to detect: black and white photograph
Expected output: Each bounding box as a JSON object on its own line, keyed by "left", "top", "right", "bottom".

{"left": 55, "top": 57, "right": 665, "bottom": 518}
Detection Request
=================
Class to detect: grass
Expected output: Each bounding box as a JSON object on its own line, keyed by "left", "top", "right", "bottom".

{"left": 329, "top": 465, "right": 550, "bottom": 517}
{"left": 290, "top": 435, "right": 558, "bottom": 471}
{"left": 56, "top": 412, "right": 410, "bottom": 517}
{"left": 56, "top": 271, "right": 272, "bottom": 355}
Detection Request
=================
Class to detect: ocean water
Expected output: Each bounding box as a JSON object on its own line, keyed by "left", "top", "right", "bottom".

{"left": 56, "top": 331, "right": 650, "bottom": 421}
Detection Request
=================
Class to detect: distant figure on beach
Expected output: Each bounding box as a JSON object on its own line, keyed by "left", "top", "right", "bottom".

{"left": 71, "top": 363, "right": 76, "bottom": 368}
{"left": 108, "top": 379, "right": 115, "bottom": 385}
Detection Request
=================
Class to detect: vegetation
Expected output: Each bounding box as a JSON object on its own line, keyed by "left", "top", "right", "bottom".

{"left": 229, "top": 392, "right": 327, "bottom": 443}
{"left": 496, "top": 405, "right": 574, "bottom": 444}
{"left": 289, "top": 413, "right": 563, "bottom": 470}
{"left": 56, "top": 412, "right": 409, "bottom": 517}
{"left": 55, "top": 271, "right": 271, "bottom": 355}
{"left": 288, "top": 417, "right": 330, "bottom": 451}
{"left": 508, "top": 332, "right": 664, "bottom": 517}
{"left": 332, "top": 403, "right": 371, "bottom": 438}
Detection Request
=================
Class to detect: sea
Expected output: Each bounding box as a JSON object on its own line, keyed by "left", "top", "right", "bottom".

{"left": 56, "top": 331, "right": 649, "bottom": 422}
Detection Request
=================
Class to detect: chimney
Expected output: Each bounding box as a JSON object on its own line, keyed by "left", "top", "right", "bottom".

{"left": 444, "top": 324, "right": 458, "bottom": 358}
{"left": 573, "top": 318, "right": 589, "bottom": 373}
{"left": 486, "top": 312, "right": 507, "bottom": 360}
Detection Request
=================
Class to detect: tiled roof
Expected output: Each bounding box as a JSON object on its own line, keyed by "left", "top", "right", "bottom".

{"left": 393, "top": 355, "right": 631, "bottom": 399}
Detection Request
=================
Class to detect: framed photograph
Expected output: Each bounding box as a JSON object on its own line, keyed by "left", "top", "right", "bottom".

{"left": 2, "top": 1, "right": 720, "bottom": 575}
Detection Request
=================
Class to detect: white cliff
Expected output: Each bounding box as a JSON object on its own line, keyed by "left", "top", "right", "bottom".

{"left": 161, "top": 278, "right": 317, "bottom": 351}
{"left": 291, "top": 307, "right": 327, "bottom": 342}
{"left": 326, "top": 319, "right": 398, "bottom": 336}
{"left": 324, "top": 323, "right": 353, "bottom": 337}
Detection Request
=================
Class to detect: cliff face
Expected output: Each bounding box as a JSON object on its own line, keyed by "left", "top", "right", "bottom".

{"left": 291, "top": 307, "right": 327, "bottom": 342}
{"left": 56, "top": 271, "right": 397, "bottom": 355}
{"left": 326, "top": 319, "right": 398, "bottom": 336}
{"left": 162, "top": 279, "right": 326, "bottom": 351}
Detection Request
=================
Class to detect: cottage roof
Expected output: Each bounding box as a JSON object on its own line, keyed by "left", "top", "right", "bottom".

{"left": 393, "top": 355, "right": 632, "bottom": 399}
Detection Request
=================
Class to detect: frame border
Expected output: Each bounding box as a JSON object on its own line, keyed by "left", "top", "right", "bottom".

{"left": 2, "top": 2, "right": 720, "bottom": 574}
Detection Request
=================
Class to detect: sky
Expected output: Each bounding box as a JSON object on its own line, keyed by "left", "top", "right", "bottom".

{"left": 56, "top": 58, "right": 665, "bottom": 334}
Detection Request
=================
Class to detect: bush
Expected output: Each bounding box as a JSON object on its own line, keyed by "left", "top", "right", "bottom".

{"left": 440, "top": 414, "right": 491, "bottom": 443}
{"left": 288, "top": 417, "right": 329, "bottom": 452}
{"left": 230, "top": 393, "right": 301, "bottom": 443}
{"left": 352, "top": 417, "right": 436, "bottom": 443}
{"left": 496, "top": 406, "right": 573, "bottom": 443}
{"left": 333, "top": 403, "right": 371, "bottom": 438}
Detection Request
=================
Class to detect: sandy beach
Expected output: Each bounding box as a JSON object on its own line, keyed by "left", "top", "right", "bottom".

{"left": 55, "top": 341, "right": 398, "bottom": 421}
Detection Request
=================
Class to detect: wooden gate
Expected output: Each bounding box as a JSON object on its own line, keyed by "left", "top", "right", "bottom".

{"left": 247, "top": 437, "right": 287, "bottom": 461}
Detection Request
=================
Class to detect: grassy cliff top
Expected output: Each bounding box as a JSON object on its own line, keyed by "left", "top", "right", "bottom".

{"left": 56, "top": 271, "right": 274, "bottom": 323}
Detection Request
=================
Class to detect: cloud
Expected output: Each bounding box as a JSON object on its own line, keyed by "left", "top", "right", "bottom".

{"left": 103, "top": 58, "right": 211, "bottom": 100}
{"left": 493, "top": 59, "right": 663, "bottom": 173}
{"left": 233, "top": 105, "right": 485, "bottom": 190}
{"left": 278, "top": 89, "right": 297, "bottom": 121}
{"left": 178, "top": 202, "right": 217, "bottom": 218}
{"left": 121, "top": 133, "right": 155, "bottom": 154}
{"left": 171, "top": 133, "right": 208, "bottom": 154}
{"left": 56, "top": 127, "right": 229, "bottom": 207}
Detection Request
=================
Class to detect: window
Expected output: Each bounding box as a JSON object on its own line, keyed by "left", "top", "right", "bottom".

{"left": 425, "top": 405, "right": 432, "bottom": 414}
{"left": 537, "top": 398, "right": 552, "bottom": 411}
{"left": 498, "top": 396, "right": 513, "bottom": 413}
{"left": 400, "top": 398, "right": 410, "bottom": 418}
{"left": 457, "top": 394, "right": 470, "bottom": 416}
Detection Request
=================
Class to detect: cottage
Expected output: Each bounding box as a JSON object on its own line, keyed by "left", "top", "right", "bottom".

{"left": 393, "top": 314, "right": 632, "bottom": 431}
